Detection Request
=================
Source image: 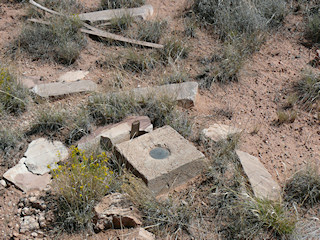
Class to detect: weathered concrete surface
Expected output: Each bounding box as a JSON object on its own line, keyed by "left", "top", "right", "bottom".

{"left": 236, "top": 150, "right": 281, "bottom": 200}
{"left": 32, "top": 80, "right": 97, "bottom": 97}
{"left": 116, "top": 126, "right": 207, "bottom": 195}
{"left": 202, "top": 124, "right": 242, "bottom": 142}
{"left": 94, "top": 193, "right": 142, "bottom": 230}
{"left": 129, "top": 82, "right": 198, "bottom": 108}
{"left": 78, "top": 5, "right": 154, "bottom": 22}
{"left": 24, "top": 138, "right": 69, "bottom": 175}
{"left": 58, "top": 70, "right": 89, "bottom": 82}
{"left": 3, "top": 158, "right": 51, "bottom": 192}
{"left": 77, "top": 116, "right": 153, "bottom": 150}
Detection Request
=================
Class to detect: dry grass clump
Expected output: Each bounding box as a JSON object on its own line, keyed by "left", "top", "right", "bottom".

{"left": 294, "top": 70, "right": 320, "bottom": 109}
{"left": 123, "top": 50, "right": 157, "bottom": 73}
{"left": 101, "top": 0, "right": 145, "bottom": 9}
{"left": 121, "top": 173, "right": 191, "bottom": 237}
{"left": 158, "top": 38, "right": 189, "bottom": 64}
{"left": 0, "top": 127, "right": 24, "bottom": 166}
{"left": 43, "top": 0, "right": 84, "bottom": 14}
{"left": 87, "top": 93, "right": 192, "bottom": 137}
{"left": 109, "top": 14, "right": 134, "bottom": 33}
{"left": 13, "top": 16, "right": 86, "bottom": 65}
{"left": 276, "top": 110, "right": 297, "bottom": 125}
{"left": 137, "top": 20, "right": 167, "bottom": 44}
{"left": 284, "top": 165, "right": 320, "bottom": 207}
{"left": 50, "top": 146, "right": 113, "bottom": 232}
{"left": 0, "top": 66, "right": 29, "bottom": 114}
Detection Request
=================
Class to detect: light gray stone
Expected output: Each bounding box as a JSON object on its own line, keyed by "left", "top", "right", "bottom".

{"left": 236, "top": 150, "right": 281, "bottom": 201}
{"left": 116, "top": 126, "right": 207, "bottom": 195}
{"left": 32, "top": 80, "right": 97, "bottom": 97}
{"left": 3, "top": 158, "right": 51, "bottom": 193}
{"left": 58, "top": 70, "right": 89, "bottom": 82}
{"left": 94, "top": 193, "right": 142, "bottom": 231}
{"left": 24, "top": 138, "right": 68, "bottom": 175}
{"left": 20, "top": 216, "right": 39, "bottom": 233}
{"left": 0, "top": 179, "right": 7, "bottom": 188}
{"left": 18, "top": 76, "right": 41, "bottom": 89}
{"left": 78, "top": 5, "right": 154, "bottom": 22}
{"left": 77, "top": 116, "right": 153, "bottom": 150}
{"left": 202, "top": 124, "right": 242, "bottom": 142}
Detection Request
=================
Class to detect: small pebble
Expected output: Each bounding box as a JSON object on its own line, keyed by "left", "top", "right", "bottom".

{"left": 0, "top": 179, "right": 7, "bottom": 188}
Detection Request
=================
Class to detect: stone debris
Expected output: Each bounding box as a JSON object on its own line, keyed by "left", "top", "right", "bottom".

{"left": 20, "top": 216, "right": 40, "bottom": 234}
{"left": 77, "top": 116, "right": 153, "bottom": 150}
{"left": 93, "top": 193, "right": 142, "bottom": 231}
{"left": 18, "top": 75, "right": 41, "bottom": 89}
{"left": 32, "top": 80, "right": 97, "bottom": 98}
{"left": 78, "top": 5, "right": 154, "bottom": 22}
{"left": 123, "top": 82, "right": 199, "bottom": 108}
{"left": 3, "top": 158, "right": 51, "bottom": 192}
{"left": 58, "top": 70, "right": 89, "bottom": 82}
{"left": 236, "top": 150, "right": 281, "bottom": 201}
{"left": 24, "top": 138, "right": 69, "bottom": 175}
{"left": 116, "top": 126, "right": 207, "bottom": 195}
{"left": 128, "top": 228, "right": 155, "bottom": 240}
{"left": 202, "top": 124, "right": 242, "bottom": 142}
{"left": 0, "top": 179, "right": 7, "bottom": 188}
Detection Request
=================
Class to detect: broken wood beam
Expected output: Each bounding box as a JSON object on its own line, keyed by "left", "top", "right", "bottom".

{"left": 78, "top": 5, "right": 154, "bottom": 23}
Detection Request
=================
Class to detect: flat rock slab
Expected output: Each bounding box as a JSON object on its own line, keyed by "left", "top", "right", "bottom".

{"left": 24, "top": 138, "right": 69, "bottom": 175}
{"left": 128, "top": 228, "right": 155, "bottom": 240}
{"left": 78, "top": 5, "right": 154, "bottom": 22}
{"left": 32, "top": 80, "right": 97, "bottom": 97}
{"left": 18, "top": 76, "right": 41, "bottom": 89}
{"left": 236, "top": 150, "right": 281, "bottom": 200}
{"left": 116, "top": 126, "right": 207, "bottom": 195}
{"left": 58, "top": 70, "right": 89, "bottom": 82}
{"left": 3, "top": 158, "right": 51, "bottom": 192}
{"left": 77, "top": 116, "right": 153, "bottom": 150}
{"left": 202, "top": 124, "right": 242, "bottom": 142}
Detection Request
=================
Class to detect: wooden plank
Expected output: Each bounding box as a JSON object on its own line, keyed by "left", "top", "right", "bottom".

{"left": 78, "top": 5, "right": 154, "bottom": 23}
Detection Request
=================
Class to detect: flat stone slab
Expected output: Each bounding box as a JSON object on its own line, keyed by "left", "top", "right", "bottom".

{"left": 24, "top": 138, "right": 69, "bottom": 175}
{"left": 3, "top": 158, "right": 51, "bottom": 192}
{"left": 202, "top": 124, "right": 242, "bottom": 142}
{"left": 236, "top": 150, "right": 281, "bottom": 200}
{"left": 114, "top": 82, "right": 198, "bottom": 108}
{"left": 58, "top": 70, "right": 89, "bottom": 82}
{"left": 77, "top": 116, "right": 153, "bottom": 150}
{"left": 116, "top": 126, "right": 207, "bottom": 195}
{"left": 18, "top": 76, "right": 41, "bottom": 89}
{"left": 32, "top": 80, "right": 97, "bottom": 97}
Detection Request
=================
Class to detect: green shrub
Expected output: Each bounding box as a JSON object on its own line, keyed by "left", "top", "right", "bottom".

{"left": 284, "top": 165, "right": 320, "bottom": 207}
{"left": 14, "top": 16, "right": 86, "bottom": 65}
{"left": 295, "top": 71, "right": 320, "bottom": 108}
{"left": 0, "top": 66, "right": 28, "bottom": 114}
{"left": 50, "top": 146, "right": 113, "bottom": 232}
{"left": 137, "top": 20, "right": 167, "bottom": 43}
{"left": 101, "top": 0, "right": 145, "bottom": 9}
{"left": 305, "top": 12, "right": 320, "bottom": 44}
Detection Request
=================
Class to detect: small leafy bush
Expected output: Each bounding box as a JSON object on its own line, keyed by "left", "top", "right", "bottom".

{"left": 101, "top": 0, "right": 145, "bottom": 9}
{"left": 284, "top": 166, "right": 320, "bottom": 207}
{"left": 137, "top": 20, "right": 167, "bottom": 43}
{"left": 0, "top": 66, "right": 28, "bottom": 114}
{"left": 50, "top": 146, "right": 113, "bottom": 232}
{"left": 14, "top": 16, "right": 86, "bottom": 65}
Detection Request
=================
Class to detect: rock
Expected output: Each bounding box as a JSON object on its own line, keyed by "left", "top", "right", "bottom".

{"left": 20, "top": 216, "right": 39, "bottom": 233}
{"left": 3, "top": 159, "right": 51, "bottom": 192}
{"left": 24, "top": 138, "right": 69, "bottom": 175}
{"left": 116, "top": 126, "right": 208, "bottom": 195}
{"left": 77, "top": 116, "right": 153, "bottom": 150}
{"left": 236, "top": 150, "right": 281, "bottom": 201}
{"left": 0, "top": 179, "right": 7, "bottom": 188}
{"left": 108, "top": 82, "right": 198, "bottom": 109}
{"left": 128, "top": 228, "right": 155, "bottom": 240}
{"left": 58, "top": 70, "right": 89, "bottom": 82}
{"left": 202, "top": 124, "right": 242, "bottom": 142}
{"left": 78, "top": 5, "right": 154, "bottom": 22}
{"left": 32, "top": 80, "right": 97, "bottom": 98}
{"left": 93, "top": 193, "right": 142, "bottom": 231}
{"left": 18, "top": 76, "right": 41, "bottom": 89}
{"left": 38, "top": 212, "right": 46, "bottom": 228}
